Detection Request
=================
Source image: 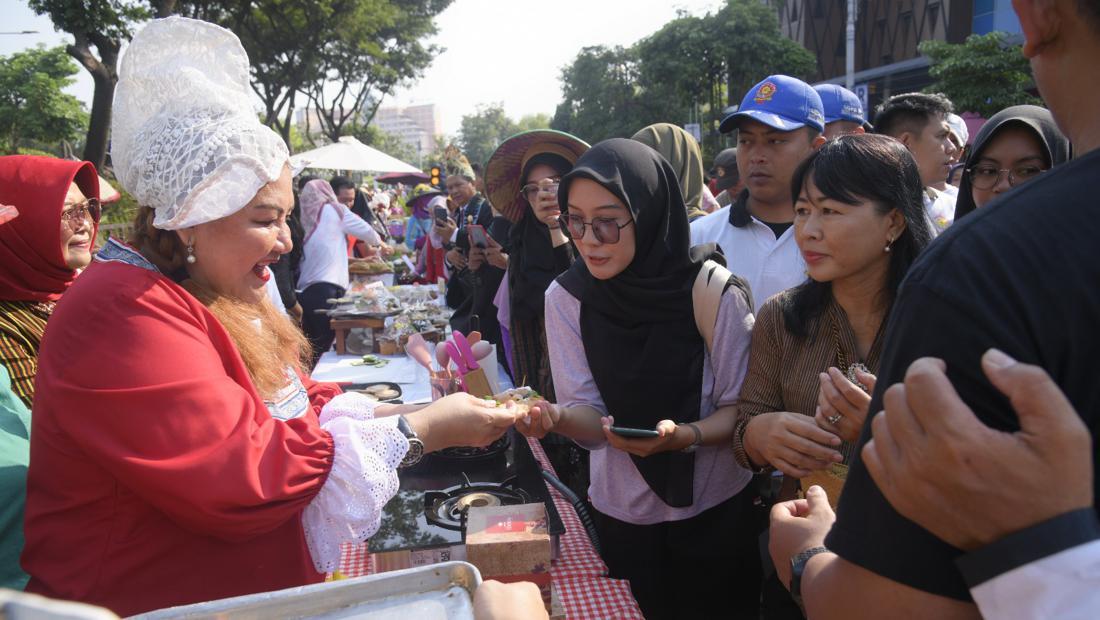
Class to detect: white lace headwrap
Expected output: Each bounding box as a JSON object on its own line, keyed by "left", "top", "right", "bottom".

{"left": 111, "top": 17, "right": 289, "bottom": 230}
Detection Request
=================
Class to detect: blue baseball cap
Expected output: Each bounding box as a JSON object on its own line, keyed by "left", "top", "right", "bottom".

{"left": 719, "top": 75, "right": 825, "bottom": 134}
{"left": 814, "top": 84, "right": 867, "bottom": 125}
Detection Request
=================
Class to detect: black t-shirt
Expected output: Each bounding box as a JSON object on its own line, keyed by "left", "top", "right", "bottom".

{"left": 827, "top": 147, "right": 1100, "bottom": 600}
{"left": 761, "top": 220, "right": 793, "bottom": 239}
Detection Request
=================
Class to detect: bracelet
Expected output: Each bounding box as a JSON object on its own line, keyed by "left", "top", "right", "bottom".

{"left": 680, "top": 422, "right": 703, "bottom": 453}
{"left": 732, "top": 417, "right": 773, "bottom": 474}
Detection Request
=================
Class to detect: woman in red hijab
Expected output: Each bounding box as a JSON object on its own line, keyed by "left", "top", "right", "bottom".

{"left": 0, "top": 155, "right": 100, "bottom": 408}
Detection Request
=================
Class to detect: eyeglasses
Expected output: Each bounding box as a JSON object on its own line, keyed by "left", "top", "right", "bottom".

{"left": 558, "top": 213, "right": 633, "bottom": 244}
{"left": 61, "top": 198, "right": 101, "bottom": 229}
{"left": 967, "top": 165, "right": 1047, "bottom": 190}
{"left": 519, "top": 179, "right": 561, "bottom": 203}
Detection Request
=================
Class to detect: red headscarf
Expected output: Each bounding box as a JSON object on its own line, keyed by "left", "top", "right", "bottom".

{"left": 0, "top": 156, "right": 100, "bottom": 302}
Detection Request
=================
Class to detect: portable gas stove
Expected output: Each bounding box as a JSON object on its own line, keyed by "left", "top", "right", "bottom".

{"left": 368, "top": 429, "right": 564, "bottom": 572}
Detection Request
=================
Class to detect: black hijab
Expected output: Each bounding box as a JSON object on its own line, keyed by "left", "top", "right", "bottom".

{"left": 556, "top": 138, "right": 709, "bottom": 507}
{"left": 955, "top": 105, "right": 1070, "bottom": 220}
{"left": 508, "top": 152, "right": 574, "bottom": 321}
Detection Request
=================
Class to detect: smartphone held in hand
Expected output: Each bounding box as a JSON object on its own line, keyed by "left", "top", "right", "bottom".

{"left": 467, "top": 224, "right": 490, "bottom": 249}
{"left": 434, "top": 205, "right": 449, "bottom": 225}
{"left": 609, "top": 425, "right": 661, "bottom": 438}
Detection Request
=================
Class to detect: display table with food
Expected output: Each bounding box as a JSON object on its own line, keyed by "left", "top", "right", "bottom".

{"left": 309, "top": 356, "right": 644, "bottom": 618}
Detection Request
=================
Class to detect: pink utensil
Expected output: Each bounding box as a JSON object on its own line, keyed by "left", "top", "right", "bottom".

{"left": 405, "top": 333, "right": 435, "bottom": 375}
{"left": 470, "top": 340, "right": 493, "bottom": 361}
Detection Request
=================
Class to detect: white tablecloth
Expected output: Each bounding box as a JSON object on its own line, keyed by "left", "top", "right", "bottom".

{"left": 310, "top": 345, "right": 510, "bottom": 404}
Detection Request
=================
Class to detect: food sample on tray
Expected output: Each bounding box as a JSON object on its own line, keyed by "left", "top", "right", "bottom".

{"left": 348, "top": 258, "right": 393, "bottom": 275}
{"left": 329, "top": 281, "right": 403, "bottom": 317}
{"left": 492, "top": 387, "right": 541, "bottom": 415}
{"left": 351, "top": 383, "right": 401, "bottom": 401}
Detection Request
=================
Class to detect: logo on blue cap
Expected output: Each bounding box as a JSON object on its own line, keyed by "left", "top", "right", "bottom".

{"left": 814, "top": 84, "right": 867, "bottom": 125}
{"left": 720, "top": 75, "right": 826, "bottom": 134}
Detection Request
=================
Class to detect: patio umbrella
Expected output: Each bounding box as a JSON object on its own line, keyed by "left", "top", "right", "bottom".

{"left": 376, "top": 171, "right": 429, "bottom": 185}
{"left": 98, "top": 172, "right": 121, "bottom": 203}
{"left": 290, "top": 136, "right": 421, "bottom": 174}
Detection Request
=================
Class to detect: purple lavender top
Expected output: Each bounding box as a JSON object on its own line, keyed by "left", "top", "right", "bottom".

{"left": 544, "top": 280, "right": 754, "bottom": 524}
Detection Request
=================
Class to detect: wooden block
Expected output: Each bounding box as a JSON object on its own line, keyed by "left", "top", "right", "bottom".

{"left": 550, "top": 585, "right": 565, "bottom": 620}
{"left": 462, "top": 367, "right": 494, "bottom": 399}
{"left": 465, "top": 503, "right": 551, "bottom": 579}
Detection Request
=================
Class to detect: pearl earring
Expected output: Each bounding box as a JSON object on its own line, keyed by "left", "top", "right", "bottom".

{"left": 186, "top": 243, "right": 196, "bottom": 264}
{"left": 884, "top": 237, "right": 893, "bottom": 253}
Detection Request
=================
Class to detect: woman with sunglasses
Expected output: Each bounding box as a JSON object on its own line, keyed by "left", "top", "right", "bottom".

{"left": 953, "top": 105, "right": 1070, "bottom": 220}
{"left": 517, "top": 139, "right": 761, "bottom": 619}
{"left": 484, "top": 130, "right": 588, "bottom": 398}
{"left": 0, "top": 156, "right": 100, "bottom": 408}
{"left": 485, "top": 130, "right": 590, "bottom": 497}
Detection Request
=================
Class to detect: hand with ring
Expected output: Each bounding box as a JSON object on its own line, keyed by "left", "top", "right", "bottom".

{"left": 815, "top": 367, "right": 876, "bottom": 443}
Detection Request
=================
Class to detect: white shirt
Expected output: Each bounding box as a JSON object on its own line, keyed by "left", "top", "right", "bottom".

{"left": 923, "top": 187, "right": 956, "bottom": 235}
{"left": 689, "top": 196, "right": 806, "bottom": 307}
{"left": 957, "top": 509, "right": 1100, "bottom": 620}
{"left": 971, "top": 540, "right": 1100, "bottom": 620}
{"left": 297, "top": 204, "right": 381, "bottom": 291}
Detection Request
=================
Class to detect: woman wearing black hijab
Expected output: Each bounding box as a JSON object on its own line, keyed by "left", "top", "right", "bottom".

{"left": 484, "top": 130, "right": 589, "bottom": 400}
{"left": 955, "top": 105, "right": 1070, "bottom": 220}
{"left": 517, "top": 139, "right": 761, "bottom": 618}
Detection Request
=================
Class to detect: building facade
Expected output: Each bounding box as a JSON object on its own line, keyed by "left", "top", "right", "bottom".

{"left": 765, "top": 0, "right": 1022, "bottom": 116}
{"left": 373, "top": 104, "right": 442, "bottom": 156}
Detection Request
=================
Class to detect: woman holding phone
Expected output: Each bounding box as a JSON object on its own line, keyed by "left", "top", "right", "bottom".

{"left": 484, "top": 130, "right": 588, "bottom": 399}
{"left": 517, "top": 139, "right": 761, "bottom": 619}
{"left": 485, "top": 130, "right": 590, "bottom": 495}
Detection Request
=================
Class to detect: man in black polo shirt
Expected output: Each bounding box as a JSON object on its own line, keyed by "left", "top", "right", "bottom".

{"left": 767, "top": 0, "right": 1100, "bottom": 617}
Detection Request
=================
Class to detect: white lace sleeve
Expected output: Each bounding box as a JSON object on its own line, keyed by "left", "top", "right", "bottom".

{"left": 302, "top": 392, "right": 408, "bottom": 572}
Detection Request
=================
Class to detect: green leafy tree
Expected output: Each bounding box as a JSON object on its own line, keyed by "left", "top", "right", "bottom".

{"left": 551, "top": 1, "right": 816, "bottom": 160}
{"left": 551, "top": 45, "right": 643, "bottom": 144}
{"left": 516, "top": 113, "right": 552, "bottom": 132}
{"left": 181, "top": 0, "right": 356, "bottom": 146}
{"left": 304, "top": 0, "right": 451, "bottom": 143}
{"left": 184, "top": 0, "right": 450, "bottom": 145}
{"left": 27, "top": 0, "right": 174, "bottom": 168}
{"left": 919, "top": 32, "right": 1040, "bottom": 117}
{"left": 713, "top": 0, "right": 817, "bottom": 111}
{"left": 457, "top": 103, "right": 519, "bottom": 169}
{"left": 0, "top": 45, "right": 88, "bottom": 154}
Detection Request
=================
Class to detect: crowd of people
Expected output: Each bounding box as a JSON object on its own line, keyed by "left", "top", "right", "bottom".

{"left": 0, "top": 0, "right": 1097, "bottom": 618}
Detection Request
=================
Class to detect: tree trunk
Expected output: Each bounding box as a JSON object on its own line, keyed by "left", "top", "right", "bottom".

{"left": 84, "top": 69, "right": 116, "bottom": 170}
{"left": 67, "top": 34, "right": 119, "bottom": 171}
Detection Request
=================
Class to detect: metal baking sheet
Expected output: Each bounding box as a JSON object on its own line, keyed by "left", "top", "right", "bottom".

{"left": 130, "top": 561, "right": 481, "bottom": 620}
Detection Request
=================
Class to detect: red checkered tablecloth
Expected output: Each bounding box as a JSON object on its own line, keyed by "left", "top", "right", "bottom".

{"left": 337, "top": 437, "right": 643, "bottom": 619}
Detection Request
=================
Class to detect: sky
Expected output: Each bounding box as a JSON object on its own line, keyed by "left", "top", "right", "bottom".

{"left": 0, "top": 0, "right": 723, "bottom": 136}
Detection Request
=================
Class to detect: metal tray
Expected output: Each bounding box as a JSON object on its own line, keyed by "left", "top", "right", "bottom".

{"left": 131, "top": 561, "right": 481, "bottom": 620}
{"left": 343, "top": 382, "right": 403, "bottom": 404}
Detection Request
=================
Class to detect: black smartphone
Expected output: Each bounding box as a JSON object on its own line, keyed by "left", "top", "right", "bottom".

{"left": 609, "top": 425, "right": 661, "bottom": 438}
{"left": 467, "top": 224, "right": 489, "bottom": 249}
{"left": 434, "top": 205, "right": 449, "bottom": 225}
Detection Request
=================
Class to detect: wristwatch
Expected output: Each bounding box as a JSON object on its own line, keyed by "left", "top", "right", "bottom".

{"left": 680, "top": 422, "right": 703, "bottom": 453}
{"left": 395, "top": 415, "right": 425, "bottom": 468}
{"left": 790, "top": 546, "right": 829, "bottom": 611}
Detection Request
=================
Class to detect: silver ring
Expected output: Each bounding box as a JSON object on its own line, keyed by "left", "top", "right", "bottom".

{"left": 827, "top": 414, "right": 842, "bottom": 425}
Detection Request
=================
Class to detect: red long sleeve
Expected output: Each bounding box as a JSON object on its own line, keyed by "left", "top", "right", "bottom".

{"left": 23, "top": 260, "right": 335, "bottom": 615}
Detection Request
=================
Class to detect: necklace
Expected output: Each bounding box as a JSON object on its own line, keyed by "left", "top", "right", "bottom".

{"left": 830, "top": 315, "right": 871, "bottom": 393}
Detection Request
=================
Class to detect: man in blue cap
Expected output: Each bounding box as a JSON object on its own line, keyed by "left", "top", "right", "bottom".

{"left": 814, "top": 84, "right": 870, "bottom": 140}
{"left": 690, "top": 74, "right": 826, "bottom": 305}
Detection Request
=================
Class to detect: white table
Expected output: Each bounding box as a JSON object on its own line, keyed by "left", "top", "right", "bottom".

{"left": 310, "top": 346, "right": 510, "bottom": 404}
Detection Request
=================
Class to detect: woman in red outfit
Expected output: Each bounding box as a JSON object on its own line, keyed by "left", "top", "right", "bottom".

{"left": 22, "top": 17, "right": 520, "bottom": 617}
{"left": 0, "top": 156, "right": 100, "bottom": 408}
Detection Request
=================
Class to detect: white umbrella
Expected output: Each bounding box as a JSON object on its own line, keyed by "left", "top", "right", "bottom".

{"left": 290, "top": 136, "right": 421, "bottom": 174}
{"left": 98, "top": 173, "right": 122, "bottom": 203}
